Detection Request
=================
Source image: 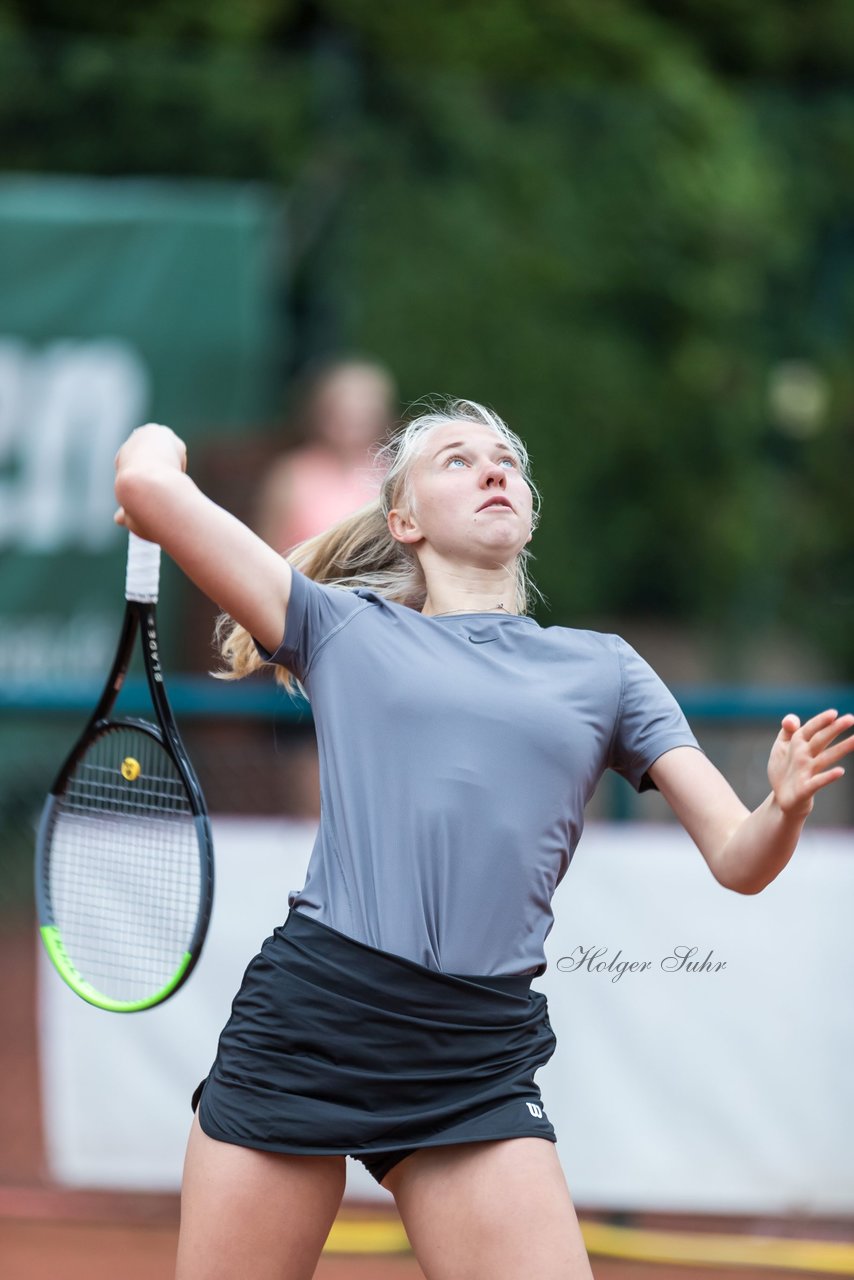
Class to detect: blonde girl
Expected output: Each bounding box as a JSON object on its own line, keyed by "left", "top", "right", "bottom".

{"left": 114, "top": 398, "right": 853, "bottom": 1280}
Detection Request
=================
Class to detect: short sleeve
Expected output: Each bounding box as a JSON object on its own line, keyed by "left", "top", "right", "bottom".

{"left": 253, "top": 565, "right": 368, "bottom": 682}
{"left": 607, "top": 635, "right": 704, "bottom": 793}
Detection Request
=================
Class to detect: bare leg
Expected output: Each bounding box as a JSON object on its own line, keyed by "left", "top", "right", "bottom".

{"left": 383, "top": 1137, "right": 594, "bottom": 1280}
{"left": 175, "top": 1112, "right": 347, "bottom": 1280}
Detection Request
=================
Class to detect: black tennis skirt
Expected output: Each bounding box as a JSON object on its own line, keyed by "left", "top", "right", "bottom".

{"left": 192, "top": 909, "right": 558, "bottom": 1186}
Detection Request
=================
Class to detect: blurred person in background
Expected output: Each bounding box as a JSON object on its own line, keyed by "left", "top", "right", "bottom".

{"left": 254, "top": 356, "right": 397, "bottom": 817}
{"left": 254, "top": 356, "right": 396, "bottom": 553}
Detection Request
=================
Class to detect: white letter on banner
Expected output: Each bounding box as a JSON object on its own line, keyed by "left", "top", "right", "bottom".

{"left": 0, "top": 337, "right": 150, "bottom": 552}
{"left": 0, "top": 339, "right": 28, "bottom": 543}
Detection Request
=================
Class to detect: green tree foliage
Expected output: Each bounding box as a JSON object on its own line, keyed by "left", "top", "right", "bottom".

{"left": 0, "top": 1, "right": 852, "bottom": 670}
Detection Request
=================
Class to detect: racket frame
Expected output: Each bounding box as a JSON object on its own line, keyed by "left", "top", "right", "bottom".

{"left": 35, "top": 595, "right": 215, "bottom": 1013}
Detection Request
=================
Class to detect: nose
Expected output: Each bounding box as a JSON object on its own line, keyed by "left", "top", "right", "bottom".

{"left": 482, "top": 459, "right": 507, "bottom": 487}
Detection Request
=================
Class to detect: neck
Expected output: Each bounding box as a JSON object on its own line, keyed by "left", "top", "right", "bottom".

{"left": 422, "top": 599, "right": 517, "bottom": 617}
{"left": 418, "top": 560, "right": 520, "bottom": 617}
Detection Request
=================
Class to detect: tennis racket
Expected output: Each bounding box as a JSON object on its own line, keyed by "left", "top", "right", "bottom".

{"left": 35, "top": 532, "right": 214, "bottom": 1013}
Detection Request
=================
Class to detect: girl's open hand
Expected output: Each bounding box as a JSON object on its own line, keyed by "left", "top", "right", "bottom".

{"left": 768, "top": 709, "right": 854, "bottom": 819}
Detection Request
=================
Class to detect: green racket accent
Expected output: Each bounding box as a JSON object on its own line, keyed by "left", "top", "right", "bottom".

{"left": 40, "top": 926, "right": 193, "bottom": 1013}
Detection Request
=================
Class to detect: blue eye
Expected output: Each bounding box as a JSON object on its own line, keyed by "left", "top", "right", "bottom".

{"left": 446, "top": 454, "right": 518, "bottom": 468}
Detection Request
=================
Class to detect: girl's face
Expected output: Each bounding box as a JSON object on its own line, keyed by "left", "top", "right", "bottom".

{"left": 389, "top": 421, "right": 534, "bottom": 564}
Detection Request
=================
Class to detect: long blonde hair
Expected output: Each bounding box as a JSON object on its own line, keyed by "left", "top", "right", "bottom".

{"left": 215, "top": 397, "right": 544, "bottom": 696}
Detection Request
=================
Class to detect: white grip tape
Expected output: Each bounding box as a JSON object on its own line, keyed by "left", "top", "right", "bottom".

{"left": 126, "top": 532, "right": 161, "bottom": 603}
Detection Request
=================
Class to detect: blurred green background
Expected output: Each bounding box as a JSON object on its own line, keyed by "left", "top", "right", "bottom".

{"left": 1, "top": 0, "right": 853, "bottom": 675}
{"left": 2, "top": 0, "right": 853, "bottom": 1224}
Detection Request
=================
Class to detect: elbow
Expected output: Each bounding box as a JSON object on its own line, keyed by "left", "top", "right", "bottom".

{"left": 711, "top": 856, "right": 767, "bottom": 895}
{"left": 732, "top": 880, "right": 767, "bottom": 896}
{"left": 717, "top": 870, "right": 768, "bottom": 896}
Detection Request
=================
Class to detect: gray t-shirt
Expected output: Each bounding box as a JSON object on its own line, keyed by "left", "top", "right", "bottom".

{"left": 256, "top": 566, "right": 705, "bottom": 977}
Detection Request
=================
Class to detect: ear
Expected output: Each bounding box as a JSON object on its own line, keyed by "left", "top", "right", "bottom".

{"left": 388, "top": 506, "right": 423, "bottom": 546}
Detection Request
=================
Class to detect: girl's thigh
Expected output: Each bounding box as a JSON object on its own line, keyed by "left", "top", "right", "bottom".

{"left": 384, "top": 1136, "right": 594, "bottom": 1280}
{"left": 175, "top": 1111, "right": 347, "bottom": 1280}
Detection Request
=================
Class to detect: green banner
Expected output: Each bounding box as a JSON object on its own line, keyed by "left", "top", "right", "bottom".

{"left": 0, "top": 174, "right": 285, "bottom": 680}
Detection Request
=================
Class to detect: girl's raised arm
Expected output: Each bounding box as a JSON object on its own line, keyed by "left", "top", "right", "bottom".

{"left": 114, "top": 423, "right": 292, "bottom": 656}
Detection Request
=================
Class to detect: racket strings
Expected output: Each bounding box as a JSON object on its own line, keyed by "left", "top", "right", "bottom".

{"left": 44, "top": 727, "right": 203, "bottom": 1004}
{"left": 61, "top": 766, "right": 190, "bottom": 815}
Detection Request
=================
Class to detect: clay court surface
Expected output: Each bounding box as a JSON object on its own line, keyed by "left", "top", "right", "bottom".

{"left": 2, "top": 918, "right": 851, "bottom": 1280}
{"left": 3, "top": 1208, "right": 851, "bottom": 1280}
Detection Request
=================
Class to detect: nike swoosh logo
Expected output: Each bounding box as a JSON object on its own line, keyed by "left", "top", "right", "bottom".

{"left": 469, "top": 636, "right": 498, "bottom": 644}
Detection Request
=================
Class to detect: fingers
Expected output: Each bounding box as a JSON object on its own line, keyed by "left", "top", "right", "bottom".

{"left": 813, "top": 713, "right": 854, "bottom": 755}
{"left": 791, "top": 708, "right": 836, "bottom": 739}
{"left": 803, "top": 766, "right": 846, "bottom": 797}
{"left": 114, "top": 506, "right": 142, "bottom": 536}
{"left": 782, "top": 708, "right": 854, "bottom": 744}
{"left": 778, "top": 708, "right": 854, "bottom": 789}
{"left": 773, "top": 709, "right": 853, "bottom": 817}
{"left": 814, "top": 730, "right": 854, "bottom": 771}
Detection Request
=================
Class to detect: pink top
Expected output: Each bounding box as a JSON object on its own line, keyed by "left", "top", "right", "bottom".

{"left": 265, "top": 446, "right": 388, "bottom": 553}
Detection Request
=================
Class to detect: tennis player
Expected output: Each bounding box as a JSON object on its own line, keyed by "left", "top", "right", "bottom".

{"left": 114, "top": 398, "right": 853, "bottom": 1280}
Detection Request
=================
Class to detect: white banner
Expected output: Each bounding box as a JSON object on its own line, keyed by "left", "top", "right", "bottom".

{"left": 38, "top": 818, "right": 854, "bottom": 1210}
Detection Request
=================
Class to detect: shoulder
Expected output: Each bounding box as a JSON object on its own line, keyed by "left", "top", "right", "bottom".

{"left": 544, "top": 624, "right": 648, "bottom": 664}
{"left": 289, "top": 567, "right": 405, "bottom": 623}
{"left": 537, "top": 620, "right": 625, "bottom": 662}
{"left": 342, "top": 582, "right": 422, "bottom": 616}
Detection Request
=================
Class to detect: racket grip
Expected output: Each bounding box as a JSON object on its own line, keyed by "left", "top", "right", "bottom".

{"left": 126, "top": 532, "right": 162, "bottom": 603}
